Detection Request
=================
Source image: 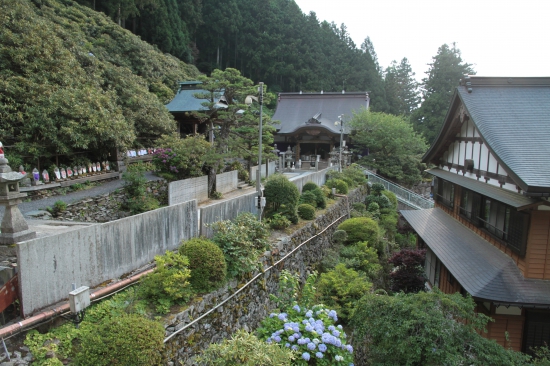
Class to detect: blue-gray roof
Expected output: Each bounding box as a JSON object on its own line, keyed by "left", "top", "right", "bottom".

{"left": 272, "top": 92, "right": 369, "bottom": 135}
{"left": 165, "top": 81, "right": 224, "bottom": 113}
{"left": 425, "top": 76, "right": 550, "bottom": 194}
{"left": 402, "top": 208, "right": 550, "bottom": 306}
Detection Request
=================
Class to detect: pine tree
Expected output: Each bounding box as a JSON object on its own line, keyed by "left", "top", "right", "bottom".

{"left": 384, "top": 57, "right": 419, "bottom": 116}
{"left": 412, "top": 44, "right": 475, "bottom": 144}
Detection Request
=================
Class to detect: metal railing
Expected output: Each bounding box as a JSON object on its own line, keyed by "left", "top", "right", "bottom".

{"left": 364, "top": 170, "right": 434, "bottom": 210}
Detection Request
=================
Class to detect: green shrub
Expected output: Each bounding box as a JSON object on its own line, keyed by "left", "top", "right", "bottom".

{"left": 379, "top": 211, "right": 398, "bottom": 241}
{"left": 123, "top": 164, "right": 159, "bottom": 214}
{"left": 264, "top": 173, "right": 300, "bottom": 223}
{"left": 47, "top": 200, "right": 67, "bottom": 217}
{"left": 211, "top": 191, "right": 223, "bottom": 199}
{"left": 179, "top": 238, "right": 226, "bottom": 292}
{"left": 226, "top": 160, "right": 249, "bottom": 181}
{"left": 311, "top": 187, "right": 326, "bottom": 209}
{"left": 342, "top": 177, "right": 355, "bottom": 189}
{"left": 139, "top": 251, "right": 193, "bottom": 314}
{"left": 211, "top": 213, "right": 270, "bottom": 278}
{"left": 298, "top": 190, "right": 317, "bottom": 207}
{"left": 320, "top": 184, "right": 332, "bottom": 198}
{"left": 325, "top": 178, "right": 348, "bottom": 194}
{"left": 365, "top": 194, "right": 391, "bottom": 210}
{"left": 370, "top": 182, "right": 385, "bottom": 196}
{"left": 297, "top": 203, "right": 315, "bottom": 220}
{"left": 317, "top": 263, "right": 372, "bottom": 323}
{"left": 382, "top": 190, "right": 398, "bottom": 208}
{"left": 342, "top": 163, "right": 367, "bottom": 185}
{"left": 367, "top": 202, "right": 380, "bottom": 219}
{"left": 269, "top": 213, "right": 291, "bottom": 230}
{"left": 339, "top": 241, "right": 382, "bottom": 280}
{"left": 338, "top": 217, "right": 380, "bottom": 247}
{"left": 75, "top": 314, "right": 164, "bottom": 366}
{"left": 302, "top": 182, "right": 319, "bottom": 192}
{"left": 196, "top": 329, "right": 294, "bottom": 365}
{"left": 332, "top": 229, "right": 348, "bottom": 244}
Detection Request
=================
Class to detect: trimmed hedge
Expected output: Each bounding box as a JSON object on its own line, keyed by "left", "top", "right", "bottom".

{"left": 75, "top": 314, "right": 164, "bottom": 366}
{"left": 297, "top": 204, "right": 316, "bottom": 220}
{"left": 179, "top": 238, "right": 227, "bottom": 292}
{"left": 337, "top": 217, "right": 380, "bottom": 247}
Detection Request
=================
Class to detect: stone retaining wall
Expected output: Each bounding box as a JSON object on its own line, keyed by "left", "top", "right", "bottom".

{"left": 162, "top": 186, "right": 368, "bottom": 365}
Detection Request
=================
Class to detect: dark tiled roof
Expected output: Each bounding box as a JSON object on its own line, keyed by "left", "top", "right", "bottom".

{"left": 426, "top": 76, "right": 550, "bottom": 194}
{"left": 426, "top": 168, "right": 538, "bottom": 208}
{"left": 401, "top": 208, "right": 550, "bottom": 306}
{"left": 272, "top": 93, "right": 369, "bottom": 134}
{"left": 165, "top": 82, "right": 224, "bottom": 113}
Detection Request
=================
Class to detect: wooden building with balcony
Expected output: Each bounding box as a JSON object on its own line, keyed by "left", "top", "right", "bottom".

{"left": 401, "top": 76, "right": 550, "bottom": 353}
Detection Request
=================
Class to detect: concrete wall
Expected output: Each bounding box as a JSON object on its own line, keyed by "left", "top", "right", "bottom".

{"left": 288, "top": 166, "right": 335, "bottom": 193}
{"left": 250, "top": 161, "right": 276, "bottom": 181}
{"left": 168, "top": 176, "right": 208, "bottom": 206}
{"left": 215, "top": 170, "right": 238, "bottom": 194}
{"left": 17, "top": 200, "right": 198, "bottom": 317}
{"left": 199, "top": 190, "right": 259, "bottom": 238}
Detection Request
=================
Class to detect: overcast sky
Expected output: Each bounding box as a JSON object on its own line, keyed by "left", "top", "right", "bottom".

{"left": 293, "top": 0, "right": 550, "bottom": 81}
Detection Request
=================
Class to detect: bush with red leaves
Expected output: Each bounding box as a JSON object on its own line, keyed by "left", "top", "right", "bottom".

{"left": 388, "top": 249, "right": 426, "bottom": 293}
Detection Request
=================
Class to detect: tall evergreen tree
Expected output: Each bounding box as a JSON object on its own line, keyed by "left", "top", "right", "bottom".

{"left": 384, "top": 58, "right": 419, "bottom": 116}
{"left": 412, "top": 44, "right": 475, "bottom": 144}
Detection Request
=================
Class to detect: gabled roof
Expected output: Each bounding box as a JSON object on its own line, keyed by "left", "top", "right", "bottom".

{"left": 427, "top": 168, "right": 538, "bottom": 209}
{"left": 402, "top": 208, "right": 550, "bottom": 307}
{"left": 165, "top": 81, "right": 224, "bottom": 114}
{"left": 272, "top": 92, "right": 369, "bottom": 135}
{"left": 423, "top": 76, "right": 550, "bottom": 195}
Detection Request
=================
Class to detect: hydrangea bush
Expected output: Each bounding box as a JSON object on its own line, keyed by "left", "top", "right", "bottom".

{"left": 258, "top": 304, "right": 354, "bottom": 365}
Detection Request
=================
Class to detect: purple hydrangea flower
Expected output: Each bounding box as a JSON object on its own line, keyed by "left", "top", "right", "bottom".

{"left": 285, "top": 343, "right": 290, "bottom": 347}
{"left": 302, "top": 352, "right": 310, "bottom": 361}
{"left": 291, "top": 345, "right": 299, "bottom": 351}
{"left": 346, "top": 344, "right": 353, "bottom": 353}
{"left": 316, "top": 352, "right": 324, "bottom": 359}
{"left": 289, "top": 336, "right": 295, "bottom": 342}
{"left": 278, "top": 313, "right": 288, "bottom": 321}
{"left": 318, "top": 343, "right": 327, "bottom": 352}
{"left": 332, "top": 330, "right": 340, "bottom": 337}
{"left": 273, "top": 336, "right": 281, "bottom": 342}
{"left": 307, "top": 342, "right": 316, "bottom": 351}
{"left": 293, "top": 305, "right": 301, "bottom": 312}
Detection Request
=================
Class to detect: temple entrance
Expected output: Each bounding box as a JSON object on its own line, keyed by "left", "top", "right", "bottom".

{"left": 298, "top": 143, "right": 330, "bottom": 161}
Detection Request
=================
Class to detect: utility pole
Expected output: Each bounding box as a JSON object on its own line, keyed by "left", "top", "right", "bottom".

{"left": 256, "top": 82, "right": 264, "bottom": 221}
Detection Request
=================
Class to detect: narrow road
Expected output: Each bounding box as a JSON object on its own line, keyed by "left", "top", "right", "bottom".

{"left": 0, "top": 172, "right": 161, "bottom": 221}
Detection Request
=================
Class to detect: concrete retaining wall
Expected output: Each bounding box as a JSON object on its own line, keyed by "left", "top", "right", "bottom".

{"left": 168, "top": 176, "right": 208, "bottom": 206}
{"left": 250, "top": 161, "right": 276, "bottom": 181}
{"left": 17, "top": 200, "right": 198, "bottom": 317}
{"left": 199, "top": 190, "right": 259, "bottom": 238}
{"left": 215, "top": 170, "right": 238, "bottom": 194}
{"left": 289, "top": 166, "right": 335, "bottom": 193}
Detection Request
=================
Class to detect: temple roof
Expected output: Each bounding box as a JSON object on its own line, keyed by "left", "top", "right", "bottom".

{"left": 272, "top": 92, "right": 369, "bottom": 135}
{"left": 165, "top": 81, "right": 225, "bottom": 114}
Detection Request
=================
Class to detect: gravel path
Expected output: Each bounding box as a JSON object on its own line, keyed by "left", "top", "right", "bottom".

{"left": 0, "top": 172, "right": 161, "bottom": 220}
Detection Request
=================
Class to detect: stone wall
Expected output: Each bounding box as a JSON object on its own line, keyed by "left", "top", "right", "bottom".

{"left": 162, "top": 186, "right": 368, "bottom": 365}
{"left": 168, "top": 176, "right": 208, "bottom": 206}
{"left": 215, "top": 170, "right": 238, "bottom": 194}
{"left": 249, "top": 161, "right": 276, "bottom": 181}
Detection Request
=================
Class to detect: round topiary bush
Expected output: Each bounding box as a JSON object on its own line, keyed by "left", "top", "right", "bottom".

{"left": 302, "top": 182, "right": 319, "bottom": 192}
{"left": 179, "top": 238, "right": 227, "bottom": 292}
{"left": 297, "top": 203, "right": 316, "bottom": 220}
{"left": 75, "top": 314, "right": 164, "bottom": 366}
{"left": 337, "top": 217, "right": 380, "bottom": 247}
{"left": 326, "top": 179, "right": 349, "bottom": 194}
{"left": 299, "top": 191, "right": 317, "bottom": 207}
{"left": 264, "top": 174, "right": 300, "bottom": 223}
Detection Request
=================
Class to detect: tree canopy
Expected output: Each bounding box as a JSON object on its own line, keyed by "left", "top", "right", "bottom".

{"left": 350, "top": 110, "right": 428, "bottom": 186}
{"left": 0, "top": 0, "right": 199, "bottom": 168}
{"left": 351, "top": 290, "right": 532, "bottom": 366}
{"left": 411, "top": 43, "right": 475, "bottom": 144}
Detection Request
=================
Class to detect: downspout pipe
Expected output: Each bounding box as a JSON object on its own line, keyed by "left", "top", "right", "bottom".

{"left": 0, "top": 268, "right": 154, "bottom": 340}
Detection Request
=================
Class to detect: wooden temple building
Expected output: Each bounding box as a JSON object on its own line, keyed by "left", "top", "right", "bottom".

{"left": 271, "top": 92, "right": 370, "bottom": 167}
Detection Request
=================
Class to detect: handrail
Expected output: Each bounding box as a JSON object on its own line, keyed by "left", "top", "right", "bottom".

{"left": 363, "top": 169, "right": 433, "bottom": 210}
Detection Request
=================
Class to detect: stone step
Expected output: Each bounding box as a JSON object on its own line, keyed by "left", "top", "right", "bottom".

{"left": 237, "top": 181, "right": 249, "bottom": 189}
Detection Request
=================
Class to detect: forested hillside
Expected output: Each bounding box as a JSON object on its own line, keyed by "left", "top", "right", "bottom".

{"left": 75, "top": 0, "right": 388, "bottom": 109}
{"left": 0, "top": 0, "right": 199, "bottom": 167}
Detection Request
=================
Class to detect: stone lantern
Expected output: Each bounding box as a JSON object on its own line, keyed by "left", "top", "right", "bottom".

{"left": 0, "top": 143, "right": 36, "bottom": 244}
